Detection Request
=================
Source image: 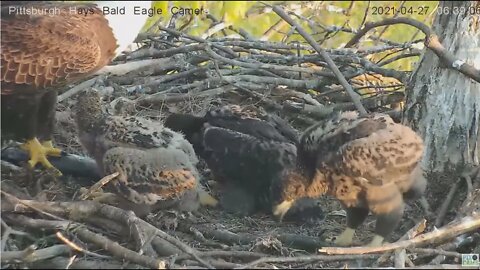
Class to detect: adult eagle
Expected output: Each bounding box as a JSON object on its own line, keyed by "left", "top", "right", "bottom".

{"left": 271, "top": 111, "right": 427, "bottom": 247}
{"left": 1, "top": 1, "right": 151, "bottom": 175}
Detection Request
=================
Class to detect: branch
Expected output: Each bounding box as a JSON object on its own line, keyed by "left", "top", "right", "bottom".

{"left": 271, "top": 5, "right": 368, "bottom": 116}
{"left": 238, "top": 254, "right": 379, "bottom": 269}
{"left": 318, "top": 214, "right": 480, "bottom": 255}
{"left": 1, "top": 195, "right": 213, "bottom": 269}
{"left": 74, "top": 226, "right": 166, "bottom": 269}
{"left": 1, "top": 245, "right": 71, "bottom": 264}
{"left": 345, "top": 17, "right": 480, "bottom": 83}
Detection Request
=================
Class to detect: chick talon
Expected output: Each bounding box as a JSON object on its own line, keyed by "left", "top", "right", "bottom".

{"left": 334, "top": 227, "right": 355, "bottom": 247}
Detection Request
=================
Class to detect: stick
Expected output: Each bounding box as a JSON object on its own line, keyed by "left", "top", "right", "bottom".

{"left": 344, "top": 17, "right": 480, "bottom": 83}
{"left": 74, "top": 227, "right": 166, "bottom": 269}
{"left": 271, "top": 5, "right": 368, "bottom": 116}
{"left": 435, "top": 179, "right": 461, "bottom": 227}
{"left": 56, "top": 232, "right": 110, "bottom": 259}
{"left": 394, "top": 219, "right": 427, "bottom": 268}
{"left": 79, "top": 172, "right": 119, "bottom": 200}
{"left": 238, "top": 254, "right": 379, "bottom": 269}
{"left": 318, "top": 215, "right": 480, "bottom": 255}
{"left": 35, "top": 257, "right": 135, "bottom": 269}
{"left": 1, "top": 245, "right": 71, "bottom": 264}
{"left": 408, "top": 248, "right": 462, "bottom": 259}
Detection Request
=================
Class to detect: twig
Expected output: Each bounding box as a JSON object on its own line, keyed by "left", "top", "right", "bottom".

{"left": 318, "top": 215, "right": 480, "bottom": 255}
{"left": 57, "top": 77, "right": 99, "bottom": 102}
{"left": 1, "top": 245, "right": 71, "bottom": 264}
{"left": 237, "top": 254, "right": 379, "bottom": 269}
{"left": 204, "top": 44, "right": 334, "bottom": 77}
{"left": 408, "top": 248, "right": 462, "bottom": 259}
{"left": 2, "top": 194, "right": 210, "bottom": 268}
{"left": 394, "top": 219, "right": 427, "bottom": 268}
{"left": 158, "top": 25, "right": 237, "bottom": 58}
{"left": 35, "top": 257, "right": 136, "bottom": 269}
{"left": 56, "top": 232, "right": 110, "bottom": 259}
{"left": 97, "top": 58, "right": 174, "bottom": 76}
{"left": 271, "top": 4, "right": 368, "bottom": 116}
{"left": 73, "top": 227, "right": 166, "bottom": 269}
{"left": 344, "top": 17, "right": 480, "bottom": 83}
{"left": 435, "top": 178, "right": 461, "bottom": 227}
{"left": 79, "top": 172, "right": 119, "bottom": 200}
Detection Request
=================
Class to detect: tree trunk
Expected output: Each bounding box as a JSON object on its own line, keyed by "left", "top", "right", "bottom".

{"left": 404, "top": 1, "right": 480, "bottom": 205}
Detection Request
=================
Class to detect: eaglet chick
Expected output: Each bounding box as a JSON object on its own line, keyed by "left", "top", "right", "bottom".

{"left": 74, "top": 88, "right": 218, "bottom": 217}
{"left": 271, "top": 111, "right": 427, "bottom": 247}
{"left": 164, "top": 105, "right": 326, "bottom": 222}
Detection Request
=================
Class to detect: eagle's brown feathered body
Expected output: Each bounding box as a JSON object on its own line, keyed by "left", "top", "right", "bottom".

{"left": 74, "top": 89, "right": 217, "bottom": 217}
{"left": 164, "top": 105, "right": 326, "bottom": 222}
{"left": 0, "top": 1, "right": 147, "bottom": 174}
{"left": 272, "top": 111, "right": 426, "bottom": 246}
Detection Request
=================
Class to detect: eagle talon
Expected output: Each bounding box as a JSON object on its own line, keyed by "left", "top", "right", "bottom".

{"left": 20, "top": 138, "right": 62, "bottom": 176}
{"left": 41, "top": 140, "right": 63, "bottom": 157}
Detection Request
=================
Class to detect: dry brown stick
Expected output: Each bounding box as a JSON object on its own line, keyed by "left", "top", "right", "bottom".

{"left": 237, "top": 254, "right": 380, "bottom": 269}
{"left": 157, "top": 25, "right": 237, "bottom": 58}
{"left": 2, "top": 196, "right": 208, "bottom": 268}
{"left": 204, "top": 45, "right": 334, "bottom": 77}
{"left": 1, "top": 244, "right": 71, "bottom": 264}
{"left": 93, "top": 203, "right": 214, "bottom": 269}
{"left": 271, "top": 4, "right": 368, "bottom": 116}
{"left": 74, "top": 227, "right": 166, "bottom": 269}
{"left": 56, "top": 231, "right": 110, "bottom": 259}
{"left": 435, "top": 178, "right": 461, "bottom": 227}
{"left": 394, "top": 219, "right": 427, "bottom": 268}
{"left": 79, "top": 172, "right": 119, "bottom": 200}
{"left": 1, "top": 217, "right": 32, "bottom": 252}
{"left": 1, "top": 190, "right": 67, "bottom": 221}
{"left": 344, "top": 17, "right": 480, "bottom": 83}
{"left": 3, "top": 204, "right": 166, "bottom": 269}
{"left": 318, "top": 215, "right": 480, "bottom": 255}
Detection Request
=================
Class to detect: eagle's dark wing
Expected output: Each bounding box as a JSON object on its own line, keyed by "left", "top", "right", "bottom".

{"left": 202, "top": 126, "right": 297, "bottom": 213}
{"left": 205, "top": 105, "right": 298, "bottom": 144}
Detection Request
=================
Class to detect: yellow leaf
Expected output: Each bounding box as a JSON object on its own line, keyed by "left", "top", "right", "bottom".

{"left": 222, "top": 1, "right": 249, "bottom": 24}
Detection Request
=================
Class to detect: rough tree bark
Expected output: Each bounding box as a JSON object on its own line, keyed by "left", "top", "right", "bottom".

{"left": 404, "top": 1, "right": 480, "bottom": 204}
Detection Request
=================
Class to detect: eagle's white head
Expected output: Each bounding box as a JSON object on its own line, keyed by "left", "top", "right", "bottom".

{"left": 95, "top": 1, "right": 152, "bottom": 56}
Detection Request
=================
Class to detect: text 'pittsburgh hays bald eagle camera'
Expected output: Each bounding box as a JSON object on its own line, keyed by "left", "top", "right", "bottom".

{"left": 1, "top": 1, "right": 151, "bottom": 175}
